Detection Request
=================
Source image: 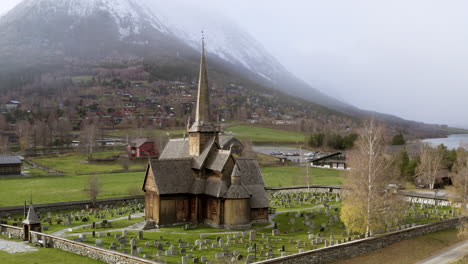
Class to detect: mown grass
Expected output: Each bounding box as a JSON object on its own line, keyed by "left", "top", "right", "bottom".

{"left": 0, "top": 172, "right": 145, "bottom": 206}
{"left": 106, "top": 128, "right": 185, "bottom": 139}
{"left": 261, "top": 166, "right": 343, "bottom": 187}
{"left": 0, "top": 165, "right": 342, "bottom": 206}
{"left": 332, "top": 228, "right": 461, "bottom": 264}
{"left": 225, "top": 125, "right": 306, "bottom": 143}
{"left": 30, "top": 151, "right": 145, "bottom": 175}
{"left": 0, "top": 236, "right": 103, "bottom": 264}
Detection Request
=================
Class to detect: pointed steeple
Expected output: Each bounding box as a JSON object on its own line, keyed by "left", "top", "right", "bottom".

{"left": 23, "top": 204, "right": 40, "bottom": 225}
{"left": 194, "top": 33, "right": 210, "bottom": 125}
{"left": 188, "top": 33, "right": 219, "bottom": 156}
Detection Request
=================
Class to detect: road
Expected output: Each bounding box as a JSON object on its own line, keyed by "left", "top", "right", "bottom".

{"left": 416, "top": 240, "right": 468, "bottom": 264}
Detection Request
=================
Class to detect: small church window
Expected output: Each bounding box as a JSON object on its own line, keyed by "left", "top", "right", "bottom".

{"left": 211, "top": 200, "right": 217, "bottom": 214}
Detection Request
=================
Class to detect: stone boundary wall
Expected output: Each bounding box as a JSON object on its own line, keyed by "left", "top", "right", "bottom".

{"left": 0, "top": 224, "right": 23, "bottom": 239}
{"left": 29, "top": 231, "right": 158, "bottom": 264}
{"left": 0, "top": 195, "right": 144, "bottom": 217}
{"left": 0, "top": 187, "right": 451, "bottom": 217}
{"left": 256, "top": 217, "right": 464, "bottom": 264}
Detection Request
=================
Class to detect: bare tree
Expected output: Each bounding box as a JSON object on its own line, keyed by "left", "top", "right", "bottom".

{"left": 86, "top": 175, "right": 101, "bottom": 207}
{"left": 79, "top": 122, "right": 97, "bottom": 160}
{"left": 451, "top": 148, "right": 468, "bottom": 239}
{"left": 0, "top": 136, "right": 9, "bottom": 155}
{"left": 341, "top": 119, "right": 406, "bottom": 235}
{"left": 416, "top": 143, "right": 443, "bottom": 189}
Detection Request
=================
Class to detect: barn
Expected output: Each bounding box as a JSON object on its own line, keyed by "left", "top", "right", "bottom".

{"left": 0, "top": 156, "right": 22, "bottom": 176}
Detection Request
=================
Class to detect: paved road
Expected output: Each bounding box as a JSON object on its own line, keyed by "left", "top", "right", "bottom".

{"left": 0, "top": 238, "right": 37, "bottom": 253}
{"left": 416, "top": 240, "right": 468, "bottom": 264}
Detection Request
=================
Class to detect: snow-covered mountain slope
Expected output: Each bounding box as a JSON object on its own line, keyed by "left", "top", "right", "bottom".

{"left": 0, "top": 0, "right": 351, "bottom": 111}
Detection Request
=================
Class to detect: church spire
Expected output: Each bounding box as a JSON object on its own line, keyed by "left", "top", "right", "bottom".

{"left": 195, "top": 32, "right": 210, "bottom": 124}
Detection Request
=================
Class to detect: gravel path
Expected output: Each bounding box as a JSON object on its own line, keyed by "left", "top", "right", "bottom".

{"left": 416, "top": 240, "right": 468, "bottom": 264}
{"left": 51, "top": 212, "right": 145, "bottom": 237}
{"left": 0, "top": 238, "right": 38, "bottom": 253}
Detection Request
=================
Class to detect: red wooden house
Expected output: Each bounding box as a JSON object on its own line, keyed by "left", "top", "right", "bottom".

{"left": 128, "top": 138, "right": 159, "bottom": 158}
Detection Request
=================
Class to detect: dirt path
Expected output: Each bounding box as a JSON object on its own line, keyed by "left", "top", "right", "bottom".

{"left": 416, "top": 240, "right": 468, "bottom": 264}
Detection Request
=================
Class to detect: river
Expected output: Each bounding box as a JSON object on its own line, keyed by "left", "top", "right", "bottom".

{"left": 422, "top": 134, "right": 468, "bottom": 150}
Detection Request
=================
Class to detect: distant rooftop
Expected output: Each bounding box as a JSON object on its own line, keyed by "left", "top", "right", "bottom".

{"left": 0, "top": 156, "right": 22, "bottom": 165}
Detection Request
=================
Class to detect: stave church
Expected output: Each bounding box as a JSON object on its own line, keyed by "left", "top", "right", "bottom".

{"left": 142, "top": 38, "right": 269, "bottom": 229}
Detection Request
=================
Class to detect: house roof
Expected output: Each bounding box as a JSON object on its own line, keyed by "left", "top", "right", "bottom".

{"left": 149, "top": 159, "right": 194, "bottom": 195}
{"left": 205, "top": 149, "right": 231, "bottom": 172}
{"left": 311, "top": 152, "right": 343, "bottom": 163}
{"left": 236, "top": 158, "right": 269, "bottom": 208}
{"left": 130, "top": 138, "right": 150, "bottom": 148}
{"left": 159, "top": 138, "right": 190, "bottom": 159}
{"left": 23, "top": 204, "right": 40, "bottom": 225}
{"left": 0, "top": 156, "right": 22, "bottom": 165}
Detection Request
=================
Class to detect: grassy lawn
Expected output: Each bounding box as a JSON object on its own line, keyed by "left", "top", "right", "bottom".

{"left": 0, "top": 247, "right": 103, "bottom": 264}
{"left": 225, "top": 125, "right": 305, "bottom": 143}
{"left": 332, "top": 228, "right": 461, "bottom": 264}
{"left": 0, "top": 172, "right": 145, "bottom": 206}
{"left": 0, "top": 165, "right": 342, "bottom": 206}
{"left": 106, "top": 128, "right": 185, "bottom": 139}
{"left": 71, "top": 75, "right": 94, "bottom": 83}
{"left": 261, "top": 166, "right": 343, "bottom": 187}
{"left": 30, "top": 151, "right": 145, "bottom": 175}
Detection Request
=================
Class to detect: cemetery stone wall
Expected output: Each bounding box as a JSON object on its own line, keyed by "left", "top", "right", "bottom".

{"left": 256, "top": 217, "right": 464, "bottom": 264}
{"left": 0, "top": 224, "right": 23, "bottom": 239}
{"left": 29, "top": 231, "right": 157, "bottom": 264}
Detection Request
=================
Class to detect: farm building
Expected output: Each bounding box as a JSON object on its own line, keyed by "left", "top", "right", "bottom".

{"left": 0, "top": 156, "right": 22, "bottom": 176}
{"left": 128, "top": 138, "right": 159, "bottom": 158}
{"left": 311, "top": 152, "right": 347, "bottom": 169}
{"left": 142, "top": 40, "right": 269, "bottom": 229}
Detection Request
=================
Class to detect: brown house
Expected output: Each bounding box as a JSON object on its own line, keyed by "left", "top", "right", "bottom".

{"left": 0, "top": 156, "right": 22, "bottom": 176}
{"left": 142, "top": 40, "right": 269, "bottom": 229}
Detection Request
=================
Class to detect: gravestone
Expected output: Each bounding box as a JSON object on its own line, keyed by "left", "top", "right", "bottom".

{"left": 138, "top": 231, "right": 144, "bottom": 239}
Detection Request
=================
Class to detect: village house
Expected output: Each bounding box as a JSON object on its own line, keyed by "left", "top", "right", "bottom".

{"left": 128, "top": 138, "right": 159, "bottom": 158}
{"left": 0, "top": 156, "right": 22, "bottom": 176}
{"left": 142, "top": 40, "right": 269, "bottom": 229}
{"left": 311, "top": 152, "right": 347, "bottom": 169}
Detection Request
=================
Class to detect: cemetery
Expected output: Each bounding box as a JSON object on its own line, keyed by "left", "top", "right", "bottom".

{"left": 0, "top": 191, "right": 451, "bottom": 264}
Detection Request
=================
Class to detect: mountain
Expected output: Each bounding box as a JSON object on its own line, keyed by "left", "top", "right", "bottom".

{"left": 0, "top": 0, "right": 351, "bottom": 110}
{"left": 0, "top": 0, "right": 462, "bottom": 137}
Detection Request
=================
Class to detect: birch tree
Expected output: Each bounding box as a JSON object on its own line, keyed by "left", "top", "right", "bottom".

{"left": 451, "top": 148, "right": 468, "bottom": 239}
{"left": 341, "top": 119, "right": 406, "bottom": 236}
{"left": 79, "top": 122, "right": 97, "bottom": 160}
{"left": 416, "top": 144, "right": 443, "bottom": 189}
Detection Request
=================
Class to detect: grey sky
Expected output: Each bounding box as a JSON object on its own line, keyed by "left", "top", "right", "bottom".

{"left": 1, "top": 1, "right": 467, "bottom": 128}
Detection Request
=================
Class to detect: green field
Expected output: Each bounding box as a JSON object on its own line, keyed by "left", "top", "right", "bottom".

{"left": 225, "top": 125, "right": 306, "bottom": 143}
{"left": 0, "top": 172, "right": 145, "bottom": 206}
{"left": 332, "top": 228, "right": 461, "bottom": 264}
{"left": 261, "top": 166, "right": 343, "bottom": 186}
{"left": 0, "top": 241, "right": 103, "bottom": 264}
{"left": 106, "top": 128, "right": 185, "bottom": 139}
{"left": 30, "top": 151, "right": 145, "bottom": 175}
{"left": 0, "top": 166, "right": 341, "bottom": 206}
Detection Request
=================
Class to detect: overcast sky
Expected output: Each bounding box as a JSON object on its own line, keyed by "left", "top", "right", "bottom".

{"left": 1, "top": 0, "right": 467, "bottom": 128}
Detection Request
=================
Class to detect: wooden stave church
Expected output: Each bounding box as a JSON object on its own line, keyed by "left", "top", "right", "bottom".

{"left": 142, "top": 38, "right": 269, "bottom": 229}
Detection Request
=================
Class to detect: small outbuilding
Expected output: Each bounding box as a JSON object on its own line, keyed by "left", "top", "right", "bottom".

{"left": 311, "top": 152, "right": 347, "bottom": 169}
{"left": 0, "top": 156, "right": 22, "bottom": 176}
{"left": 128, "top": 138, "right": 159, "bottom": 158}
{"left": 22, "top": 204, "right": 41, "bottom": 242}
